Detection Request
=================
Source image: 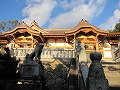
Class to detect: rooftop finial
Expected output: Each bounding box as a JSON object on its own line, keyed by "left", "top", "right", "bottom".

{"left": 33, "top": 19, "right": 35, "bottom": 22}
{"left": 81, "top": 18, "right": 84, "bottom": 22}
{"left": 21, "top": 20, "right": 26, "bottom": 25}
{"left": 32, "top": 19, "right": 38, "bottom": 26}
{"left": 85, "top": 19, "right": 88, "bottom": 23}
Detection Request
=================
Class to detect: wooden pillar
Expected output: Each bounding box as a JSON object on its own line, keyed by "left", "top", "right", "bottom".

{"left": 96, "top": 34, "right": 99, "bottom": 52}
{"left": 12, "top": 35, "right": 16, "bottom": 48}
{"left": 74, "top": 34, "right": 76, "bottom": 58}
{"left": 31, "top": 34, "right": 34, "bottom": 48}
{"left": 118, "top": 38, "right": 120, "bottom": 58}
{"left": 12, "top": 40, "right": 15, "bottom": 48}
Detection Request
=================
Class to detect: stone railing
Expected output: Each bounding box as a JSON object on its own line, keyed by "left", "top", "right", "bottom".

{"left": 13, "top": 48, "right": 34, "bottom": 58}
{"left": 13, "top": 48, "right": 110, "bottom": 61}
{"left": 13, "top": 48, "right": 75, "bottom": 59}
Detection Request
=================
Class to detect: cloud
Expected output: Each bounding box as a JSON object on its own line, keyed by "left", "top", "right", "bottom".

{"left": 22, "top": 0, "right": 107, "bottom": 28}
{"left": 22, "top": 0, "right": 57, "bottom": 26}
{"left": 49, "top": 0, "right": 107, "bottom": 28}
{"left": 58, "top": 0, "right": 82, "bottom": 10}
{"left": 99, "top": 1, "right": 120, "bottom": 30}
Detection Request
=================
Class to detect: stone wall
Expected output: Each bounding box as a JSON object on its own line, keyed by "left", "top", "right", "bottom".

{"left": 43, "top": 60, "right": 70, "bottom": 90}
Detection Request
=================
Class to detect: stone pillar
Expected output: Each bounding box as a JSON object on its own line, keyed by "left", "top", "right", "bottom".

{"left": 79, "top": 43, "right": 87, "bottom": 62}
{"left": 87, "top": 51, "right": 109, "bottom": 90}
{"left": 75, "top": 39, "right": 81, "bottom": 62}
{"left": 80, "top": 62, "right": 88, "bottom": 87}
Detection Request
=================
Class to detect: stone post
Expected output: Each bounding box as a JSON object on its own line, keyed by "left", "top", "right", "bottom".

{"left": 75, "top": 39, "right": 80, "bottom": 63}
{"left": 78, "top": 43, "right": 87, "bottom": 62}
{"left": 86, "top": 51, "right": 109, "bottom": 90}
{"left": 75, "top": 39, "right": 87, "bottom": 62}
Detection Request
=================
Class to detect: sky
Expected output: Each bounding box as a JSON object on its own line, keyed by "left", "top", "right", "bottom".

{"left": 0, "top": 0, "right": 120, "bottom": 30}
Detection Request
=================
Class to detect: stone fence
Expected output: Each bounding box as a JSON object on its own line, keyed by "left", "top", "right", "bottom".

{"left": 13, "top": 48, "right": 100, "bottom": 62}
{"left": 13, "top": 48, "right": 75, "bottom": 59}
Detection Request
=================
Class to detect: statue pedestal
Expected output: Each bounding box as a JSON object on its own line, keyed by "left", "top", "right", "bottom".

{"left": 5, "top": 61, "right": 46, "bottom": 90}
{"left": 19, "top": 60, "right": 44, "bottom": 80}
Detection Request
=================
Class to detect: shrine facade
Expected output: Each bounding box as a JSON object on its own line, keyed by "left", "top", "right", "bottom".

{"left": 0, "top": 19, "right": 120, "bottom": 61}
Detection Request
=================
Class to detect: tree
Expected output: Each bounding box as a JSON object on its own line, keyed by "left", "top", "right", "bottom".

{"left": 112, "top": 23, "right": 120, "bottom": 32}
{"left": 115, "top": 23, "right": 120, "bottom": 32}
{"left": 0, "top": 20, "right": 20, "bottom": 33}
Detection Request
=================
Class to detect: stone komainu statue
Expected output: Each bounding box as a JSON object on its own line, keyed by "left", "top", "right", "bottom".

{"left": 19, "top": 43, "right": 45, "bottom": 80}
{"left": 0, "top": 45, "right": 20, "bottom": 90}
{"left": 0, "top": 45, "right": 12, "bottom": 61}
{"left": 0, "top": 44, "right": 19, "bottom": 74}
{"left": 68, "top": 58, "right": 78, "bottom": 90}
{"left": 86, "top": 51, "right": 109, "bottom": 90}
{"left": 25, "top": 43, "right": 44, "bottom": 61}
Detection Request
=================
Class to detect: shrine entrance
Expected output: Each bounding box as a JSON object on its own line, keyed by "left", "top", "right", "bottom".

{"left": 12, "top": 33, "right": 40, "bottom": 48}
{"left": 77, "top": 35, "right": 96, "bottom": 51}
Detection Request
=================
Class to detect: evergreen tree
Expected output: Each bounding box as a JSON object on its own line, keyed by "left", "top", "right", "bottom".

{"left": 112, "top": 23, "right": 120, "bottom": 32}
{"left": 0, "top": 20, "right": 20, "bottom": 33}
{"left": 115, "top": 23, "right": 120, "bottom": 32}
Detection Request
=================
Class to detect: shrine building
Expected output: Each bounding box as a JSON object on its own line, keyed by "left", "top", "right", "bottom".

{"left": 0, "top": 19, "right": 120, "bottom": 62}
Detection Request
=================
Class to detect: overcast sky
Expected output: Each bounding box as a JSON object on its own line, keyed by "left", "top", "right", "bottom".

{"left": 0, "top": 0, "right": 120, "bottom": 30}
